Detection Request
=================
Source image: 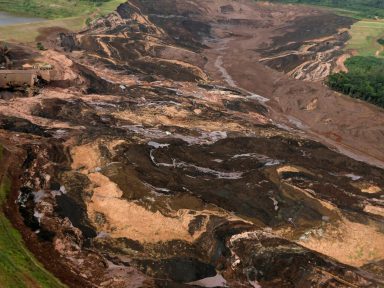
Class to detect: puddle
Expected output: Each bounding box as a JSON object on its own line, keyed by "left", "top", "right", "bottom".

{"left": 187, "top": 273, "right": 228, "bottom": 287}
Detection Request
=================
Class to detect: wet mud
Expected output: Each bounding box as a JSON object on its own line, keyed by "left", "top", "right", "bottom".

{"left": 0, "top": 0, "right": 383, "bottom": 287}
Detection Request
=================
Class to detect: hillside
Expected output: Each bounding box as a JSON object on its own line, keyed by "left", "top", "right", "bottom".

{"left": 266, "top": 0, "right": 384, "bottom": 18}
{"left": 0, "top": 145, "right": 65, "bottom": 287}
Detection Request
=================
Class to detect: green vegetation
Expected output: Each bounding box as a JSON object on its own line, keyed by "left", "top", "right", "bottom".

{"left": 265, "top": 0, "right": 384, "bottom": 19}
{"left": 0, "top": 146, "right": 65, "bottom": 287}
{"left": 0, "top": 0, "right": 127, "bottom": 42}
{"left": 0, "top": 0, "right": 116, "bottom": 19}
{"left": 327, "top": 56, "right": 384, "bottom": 107}
{"left": 36, "top": 42, "right": 46, "bottom": 51}
{"left": 263, "top": 1, "right": 384, "bottom": 106}
{"left": 347, "top": 20, "right": 384, "bottom": 57}
{"left": 0, "top": 17, "right": 86, "bottom": 42}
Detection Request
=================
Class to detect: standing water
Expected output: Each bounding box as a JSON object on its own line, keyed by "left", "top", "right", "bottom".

{"left": 0, "top": 11, "right": 44, "bottom": 26}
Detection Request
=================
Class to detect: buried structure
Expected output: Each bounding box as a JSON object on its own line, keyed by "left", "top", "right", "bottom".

{"left": 0, "top": 65, "right": 54, "bottom": 90}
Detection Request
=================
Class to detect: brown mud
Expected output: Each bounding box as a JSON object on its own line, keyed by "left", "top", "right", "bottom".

{"left": 0, "top": 0, "right": 383, "bottom": 287}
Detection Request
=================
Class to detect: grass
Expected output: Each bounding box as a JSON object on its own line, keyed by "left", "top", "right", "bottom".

{"left": 262, "top": 0, "right": 384, "bottom": 58}
{"left": 0, "top": 0, "right": 127, "bottom": 43}
{"left": 257, "top": 1, "right": 384, "bottom": 58}
{"left": 262, "top": 0, "right": 384, "bottom": 19}
{"left": 0, "top": 0, "right": 126, "bottom": 19}
{"left": 0, "top": 146, "right": 66, "bottom": 287}
{"left": 0, "top": 17, "right": 86, "bottom": 42}
{"left": 347, "top": 20, "right": 384, "bottom": 57}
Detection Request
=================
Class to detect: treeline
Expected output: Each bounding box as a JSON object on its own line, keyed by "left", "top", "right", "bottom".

{"left": 327, "top": 56, "right": 384, "bottom": 108}
{"left": 265, "top": 0, "right": 384, "bottom": 18}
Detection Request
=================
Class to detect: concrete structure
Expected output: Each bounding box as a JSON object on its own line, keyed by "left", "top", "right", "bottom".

{"left": 0, "top": 63, "right": 55, "bottom": 89}
{"left": 0, "top": 70, "right": 37, "bottom": 88}
{"left": 24, "top": 63, "right": 55, "bottom": 82}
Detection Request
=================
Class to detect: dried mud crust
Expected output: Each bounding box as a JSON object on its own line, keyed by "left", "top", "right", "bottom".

{"left": 2, "top": 76, "right": 383, "bottom": 287}
{"left": 0, "top": 0, "right": 383, "bottom": 287}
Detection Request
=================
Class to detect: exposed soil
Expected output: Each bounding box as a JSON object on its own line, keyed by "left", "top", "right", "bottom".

{"left": 197, "top": 0, "right": 384, "bottom": 169}
{"left": 0, "top": 1, "right": 383, "bottom": 287}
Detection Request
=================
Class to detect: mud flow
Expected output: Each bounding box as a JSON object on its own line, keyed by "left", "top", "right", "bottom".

{"left": 0, "top": 0, "right": 383, "bottom": 287}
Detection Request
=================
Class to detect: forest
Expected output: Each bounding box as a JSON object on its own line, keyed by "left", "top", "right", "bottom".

{"left": 327, "top": 56, "right": 384, "bottom": 108}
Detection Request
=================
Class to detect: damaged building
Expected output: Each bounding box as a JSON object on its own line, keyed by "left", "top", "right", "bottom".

{"left": 0, "top": 64, "right": 54, "bottom": 90}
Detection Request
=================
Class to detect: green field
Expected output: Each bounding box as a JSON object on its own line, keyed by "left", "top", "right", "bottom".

{"left": 0, "top": 17, "right": 86, "bottom": 43}
{"left": 0, "top": 0, "right": 126, "bottom": 19}
{"left": 0, "top": 147, "right": 66, "bottom": 288}
{"left": 347, "top": 20, "right": 384, "bottom": 57}
{"left": 261, "top": 1, "right": 384, "bottom": 57}
{"left": 0, "top": 0, "right": 127, "bottom": 43}
{"left": 265, "top": 0, "right": 384, "bottom": 19}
